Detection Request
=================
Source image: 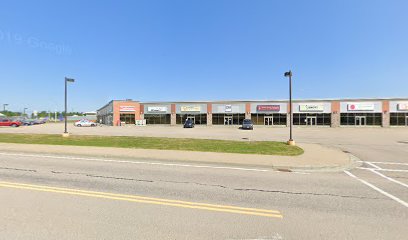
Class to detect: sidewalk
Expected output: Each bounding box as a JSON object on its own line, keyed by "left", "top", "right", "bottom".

{"left": 0, "top": 142, "right": 360, "bottom": 172}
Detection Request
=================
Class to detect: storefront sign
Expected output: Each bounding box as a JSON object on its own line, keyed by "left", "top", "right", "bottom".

{"left": 119, "top": 106, "right": 136, "bottom": 112}
{"left": 299, "top": 104, "right": 324, "bottom": 112}
{"left": 397, "top": 103, "right": 408, "bottom": 111}
{"left": 147, "top": 106, "right": 167, "bottom": 112}
{"left": 257, "top": 105, "right": 280, "bottom": 112}
{"left": 181, "top": 106, "right": 201, "bottom": 112}
{"left": 225, "top": 105, "right": 232, "bottom": 112}
{"left": 347, "top": 103, "right": 374, "bottom": 111}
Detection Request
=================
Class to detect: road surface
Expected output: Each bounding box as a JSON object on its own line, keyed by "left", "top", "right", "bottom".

{"left": 1, "top": 155, "right": 407, "bottom": 239}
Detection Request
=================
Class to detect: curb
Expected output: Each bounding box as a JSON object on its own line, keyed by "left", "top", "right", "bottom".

{"left": 272, "top": 153, "right": 363, "bottom": 173}
{"left": 0, "top": 145, "right": 362, "bottom": 173}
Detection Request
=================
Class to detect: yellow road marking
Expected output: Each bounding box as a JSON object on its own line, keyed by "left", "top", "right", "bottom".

{"left": 0, "top": 181, "right": 283, "bottom": 218}
{"left": 0, "top": 181, "right": 280, "bottom": 214}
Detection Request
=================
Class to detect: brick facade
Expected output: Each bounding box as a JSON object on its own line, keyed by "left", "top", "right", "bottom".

{"left": 207, "top": 103, "right": 213, "bottom": 126}
{"left": 112, "top": 101, "right": 141, "bottom": 126}
{"left": 171, "top": 104, "right": 176, "bottom": 125}
{"left": 382, "top": 101, "right": 390, "bottom": 127}
{"left": 331, "top": 101, "right": 340, "bottom": 127}
{"left": 245, "top": 103, "right": 251, "bottom": 119}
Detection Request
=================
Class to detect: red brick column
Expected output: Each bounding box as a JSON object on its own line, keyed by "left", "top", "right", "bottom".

{"left": 382, "top": 100, "right": 390, "bottom": 127}
{"left": 171, "top": 104, "right": 176, "bottom": 125}
{"left": 331, "top": 101, "right": 340, "bottom": 127}
{"left": 207, "top": 103, "right": 212, "bottom": 126}
{"left": 245, "top": 103, "right": 251, "bottom": 119}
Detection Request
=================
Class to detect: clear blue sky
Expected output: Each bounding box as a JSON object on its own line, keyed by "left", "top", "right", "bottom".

{"left": 1, "top": 0, "right": 407, "bottom": 113}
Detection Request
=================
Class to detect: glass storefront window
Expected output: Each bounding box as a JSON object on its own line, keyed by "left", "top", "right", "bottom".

{"left": 250, "top": 114, "right": 287, "bottom": 125}
{"left": 293, "top": 113, "right": 331, "bottom": 126}
{"left": 120, "top": 113, "right": 135, "bottom": 124}
{"left": 144, "top": 114, "right": 171, "bottom": 124}
{"left": 212, "top": 114, "right": 245, "bottom": 125}
{"left": 340, "top": 113, "right": 382, "bottom": 126}
{"left": 176, "top": 114, "right": 207, "bottom": 125}
{"left": 390, "top": 113, "right": 408, "bottom": 126}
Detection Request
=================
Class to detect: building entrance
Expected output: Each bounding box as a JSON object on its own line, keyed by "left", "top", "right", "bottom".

{"left": 119, "top": 113, "right": 135, "bottom": 125}
{"left": 186, "top": 116, "right": 195, "bottom": 123}
{"left": 264, "top": 116, "right": 273, "bottom": 125}
{"left": 355, "top": 116, "right": 366, "bottom": 126}
{"left": 406, "top": 116, "right": 408, "bottom": 126}
{"left": 306, "top": 116, "right": 317, "bottom": 126}
{"left": 224, "top": 116, "right": 233, "bottom": 125}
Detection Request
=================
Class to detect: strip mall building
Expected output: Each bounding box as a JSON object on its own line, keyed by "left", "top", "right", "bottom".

{"left": 97, "top": 98, "right": 408, "bottom": 127}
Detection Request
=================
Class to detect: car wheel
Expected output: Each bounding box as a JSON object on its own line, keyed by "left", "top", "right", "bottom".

{"left": 91, "top": 124, "right": 96, "bottom": 127}
{"left": 77, "top": 124, "right": 82, "bottom": 127}
{"left": 11, "top": 124, "right": 17, "bottom": 127}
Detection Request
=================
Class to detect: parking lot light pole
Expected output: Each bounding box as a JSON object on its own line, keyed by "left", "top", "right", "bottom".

{"left": 284, "top": 71, "right": 295, "bottom": 146}
{"left": 3, "top": 104, "right": 9, "bottom": 112}
{"left": 23, "top": 108, "right": 28, "bottom": 117}
{"left": 63, "top": 77, "right": 75, "bottom": 137}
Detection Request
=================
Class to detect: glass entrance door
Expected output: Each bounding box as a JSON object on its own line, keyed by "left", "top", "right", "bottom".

{"left": 306, "top": 116, "right": 317, "bottom": 126}
{"left": 224, "top": 116, "right": 233, "bottom": 125}
{"left": 264, "top": 116, "right": 273, "bottom": 125}
{"left": 355, "top": 116, "right": 366, "bottom": 126}
{"left": 406, "top": 116, "right": 408, "bottom": 126}
{"left": 186, "top": 116, "right": 195, "bottom": 123}
{"left": 120, "top": 113, "right": 135, "bottom": 125}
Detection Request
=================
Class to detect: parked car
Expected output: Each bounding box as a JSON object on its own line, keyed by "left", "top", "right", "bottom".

{"left": 241, "top": 119, "right": 254, "bottom": 130}
{"left": 74, "top": 119, "right": 96, "bottom": 127}
{"left": 183, "top": 119, "right": 195, "bottom": 128}
{"left": 32, "top": 118, "right": 47, "bottom": 125}
{"left": 0, "top": 118, "right": 22, "bottom": 127}
{"left": 13, "top": 117, "right": 35, "bottom": 126}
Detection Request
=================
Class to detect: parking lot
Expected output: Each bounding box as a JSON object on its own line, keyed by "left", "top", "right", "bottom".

{"left": 0, "top": 122, "right": 406, "bottom": 144}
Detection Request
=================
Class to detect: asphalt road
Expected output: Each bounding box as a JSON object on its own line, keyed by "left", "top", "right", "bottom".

{"left": 0, "top": 127, "right": 407, "bottom": 239}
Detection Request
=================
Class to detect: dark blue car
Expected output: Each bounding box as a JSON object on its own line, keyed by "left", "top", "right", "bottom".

{"left": 183, "top": 119, "right": 195, "bottom": 128}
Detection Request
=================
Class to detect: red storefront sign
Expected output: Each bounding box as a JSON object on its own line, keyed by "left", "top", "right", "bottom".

{"left": 257, "top": 105, "right": 280, "bottom": 112}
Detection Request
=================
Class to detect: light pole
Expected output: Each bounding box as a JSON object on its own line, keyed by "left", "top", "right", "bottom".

{"left": 3, "top": 104, "right": 9, "bottom": 112}
{"left": 64, "top": 77, "right": 75, "bottom": 136}
{"left": 284, "top": 71, "right": 295, "bottom": 146}
{"left": 23, "top": 108, "right": 28, "bottom": 117}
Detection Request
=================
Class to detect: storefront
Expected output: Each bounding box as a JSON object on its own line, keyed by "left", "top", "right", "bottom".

{"left": 340, "top": 102, "right": 382, "bottom": 126}
{"left": 143, "top": 105, "right": 171, "bottom": 124}
{"left": 212, "top": 103, "right": 245, "bottom": 125}
{"left": 292, "top": 103, "right": 331, "bottom": 126}
{"left": 97, "top": 100, "right": 141, "bottom": 126}
{"left": 250, "top": 103, "right": 287, "bottom": 125}
{"left": 118, "top": 106, "right": 137, "bottom": 124}
{"left": 390, "top": 102, "right": 408, "bottom": 126}
{"left": 97, "top": 98, "right": 408, "bottom": 128}
{"left": 176, "top": 104, "right": 207, "bottom": 125}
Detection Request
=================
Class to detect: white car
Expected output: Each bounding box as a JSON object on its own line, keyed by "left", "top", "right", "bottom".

{"left": 74, "top": 120, "right": 96, "bottom": 127}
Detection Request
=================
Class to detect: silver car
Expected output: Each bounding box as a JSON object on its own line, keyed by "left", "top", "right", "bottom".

{"left": 74, "top": 119, "right": 96, "bottom": 127}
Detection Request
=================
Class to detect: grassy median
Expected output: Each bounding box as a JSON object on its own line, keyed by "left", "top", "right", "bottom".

{"left": 0, "top": 133, "right": 303, "bottom": 156}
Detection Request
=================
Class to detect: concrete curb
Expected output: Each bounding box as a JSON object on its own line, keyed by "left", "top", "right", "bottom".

{"left": 0, "top": 142, "right": 361, "bottom": 173}
{"left": 275, "top": 154, "right": 363, "bottom": 173}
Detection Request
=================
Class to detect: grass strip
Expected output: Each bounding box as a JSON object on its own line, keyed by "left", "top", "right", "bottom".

{"left": 0, "top": 133, "right": 303, "bottom": 156}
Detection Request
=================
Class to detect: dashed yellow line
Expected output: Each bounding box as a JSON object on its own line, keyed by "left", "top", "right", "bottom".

{"left": 0, "top": 181, "right": 283, "bottom": 218}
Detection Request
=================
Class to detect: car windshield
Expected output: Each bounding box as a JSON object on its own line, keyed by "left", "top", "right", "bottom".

{"left": 243, "top": 120, "right": 252, "bottom": 124}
